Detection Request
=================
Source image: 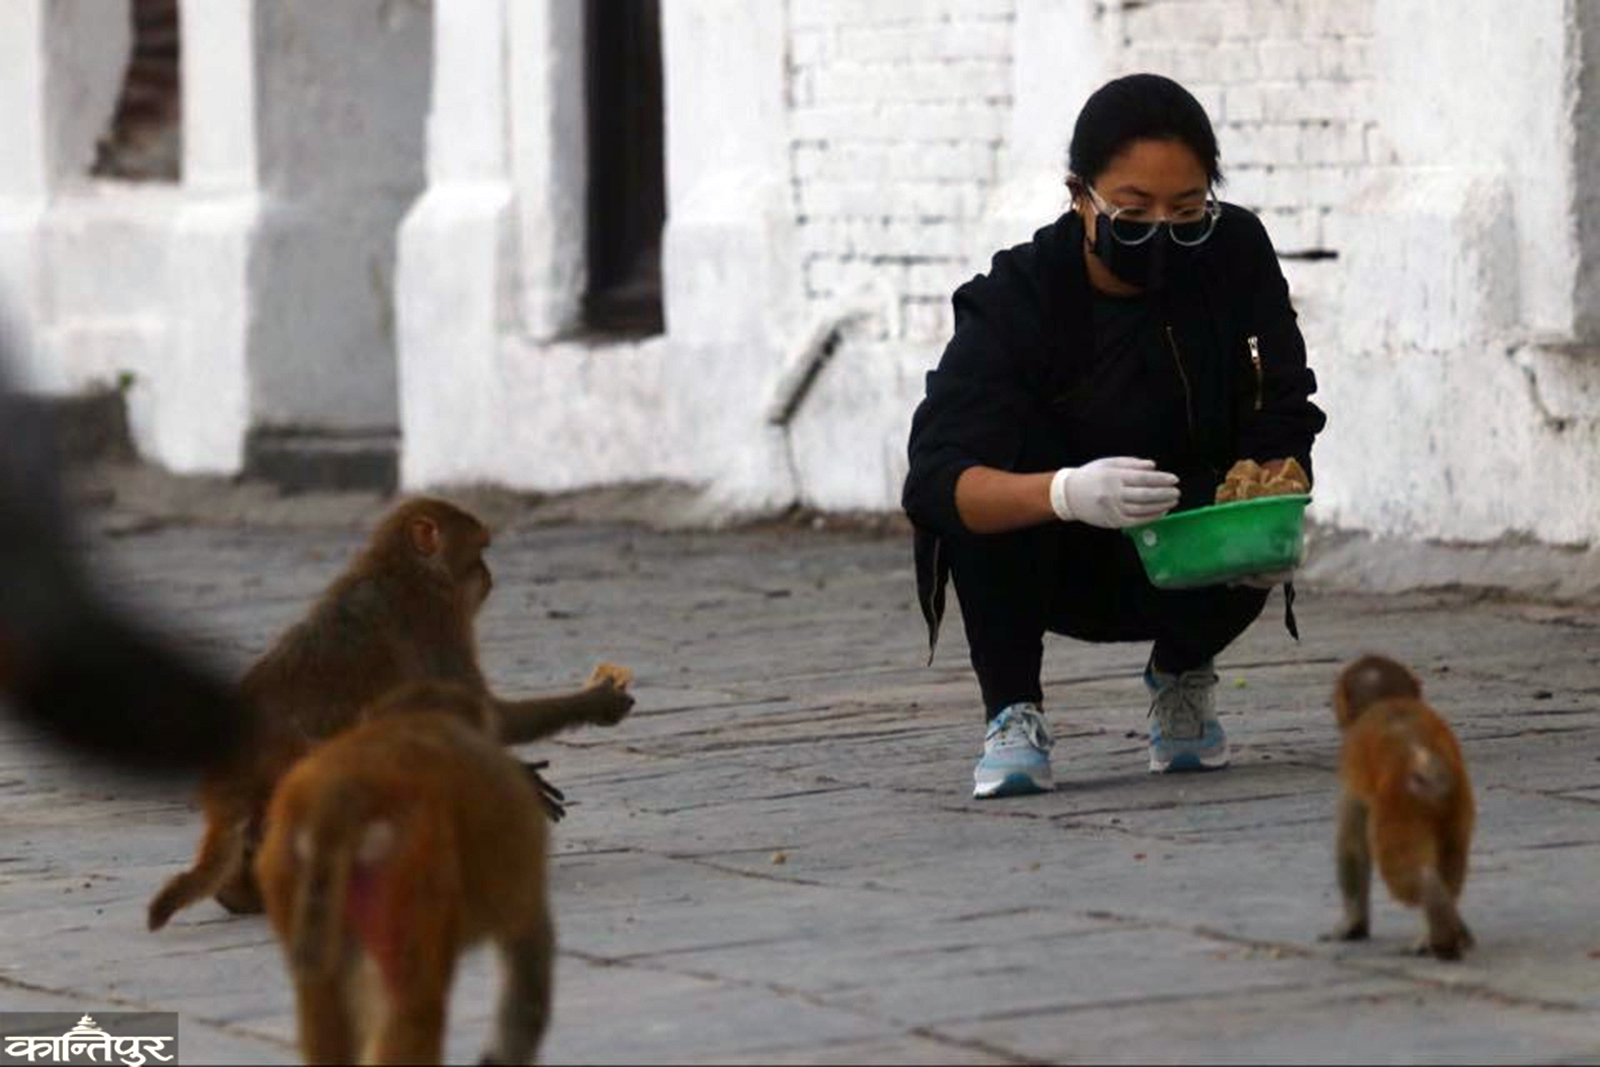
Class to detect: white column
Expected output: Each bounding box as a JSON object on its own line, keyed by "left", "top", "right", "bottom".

{"left": 246, "top": 0, "right": 430, "bottom": 433}
{"left": 396, "top": 0, "right": 519, "bottom": 488}
{"left": 181, "top": 0, "right": 257, "bottom": 194}
{"left": 157, "top": 0, "right": 259, "bottom": 472}
{"left": 660, "top": 0, "right": 798, "bottom": 348}
{"left": 0, "top": 0, "right": 128, "bottom": 390}
{"left": 655, "top": 0, "right": 801, "bottom": 510}
{"left": 508, "top": 0, "right": 587, "bottom": 340}
{"left": 0, "top": 1, "right": 50, "bottom": 387}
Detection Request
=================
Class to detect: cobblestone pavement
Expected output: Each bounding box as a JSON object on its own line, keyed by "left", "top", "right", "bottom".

{"left": 2, "top": 505, "right": 1599, "bottom": 1063}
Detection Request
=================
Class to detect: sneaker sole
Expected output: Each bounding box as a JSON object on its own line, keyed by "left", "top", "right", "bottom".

{"left": 973, "top": 770, "right": 1053, "bottom": 798}
{"left": 1148, "top": 748, "right": 1231, "bottom": 774}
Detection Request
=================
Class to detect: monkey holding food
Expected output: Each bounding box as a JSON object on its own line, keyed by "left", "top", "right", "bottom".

{"left": 148, "top": 497, "right": 636, "bottom": 930}
{"left": 255, "top": 681, "right": 556, "bottom": 1066}
{"left": 1321, "top": 654, "right": 1475, "bottom": 960}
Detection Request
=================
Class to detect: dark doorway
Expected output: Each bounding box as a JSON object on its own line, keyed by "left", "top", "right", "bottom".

{"left": 583, "top": 0, "right": 666, "bottom": 337}
{"left": 92, "top": 0, "right": 182, "bottom": 182}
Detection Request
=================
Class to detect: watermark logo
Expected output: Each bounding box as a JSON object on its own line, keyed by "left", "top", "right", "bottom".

{"left": 0, "top": 1013, "right": 178, "bottom": 1066}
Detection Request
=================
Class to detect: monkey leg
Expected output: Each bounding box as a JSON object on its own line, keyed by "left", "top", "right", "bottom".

{"left": 481, "top": 915, "right": 555, "bottom": 1066}
{"left": 1436, "top": 818, "right": 1473, "bottom": 950}
{"left": 148, "top": 813, "right": 249, "bottom": 930}
{"left": 215, "top": 826, "right": 265, "bottom": 914}
{"left": 363, "top": 890, "right": 457, "bottom": 1067}
{"left": 370, "top": 986, "right": 448, "bottom": 1067}
{"left": 1370, "top": 816, "right": 1469, "bottom": 961}
{"left": 1437, "top": 812, "right": 1471, "bottom": 900}
{"left": 214, "top": 867, "right": 264, "bottom": 914}
{"left": 1412, "top": 866, "right": 1472, "bottom": 961}
{"left": 1319, "top": 794, "right": 1371, "bottom": 942}
{"left": 294, "top": 972, "right": 356, "bottom": 1066}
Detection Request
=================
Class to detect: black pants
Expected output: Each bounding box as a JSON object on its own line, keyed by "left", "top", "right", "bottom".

{"left": 945, "top": 523, "right": 1270, "bottom": 719}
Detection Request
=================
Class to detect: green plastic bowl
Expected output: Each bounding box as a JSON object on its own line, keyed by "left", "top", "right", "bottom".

{"left": 1122, "top": 494, "right": 1311, "bottom": 590}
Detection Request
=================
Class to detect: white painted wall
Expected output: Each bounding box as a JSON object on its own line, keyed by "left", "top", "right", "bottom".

{"left": 0, "top": 2, "right": 53, "bottom": 389}
{"left": 392, "top": 0, "right": 1600, "bottom": 549}
{"left": 0, "top": 0, "right": 428, "bottom": 474}
{"left": 247, "top": 0, "right": 430, "bottom": 432}
{"left": 398, "top": 0, "right": 800, "bottom": 515}
{"left": 6, "top": 0, "right": 1598, "bottom": 556}
{"left": 1309, "top": 0, "right": 1600, "bottom": 544}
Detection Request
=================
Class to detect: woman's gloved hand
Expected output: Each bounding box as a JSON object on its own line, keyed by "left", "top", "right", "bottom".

{"left": 1050, "top": 457, "right": 1180, "bottom": 529}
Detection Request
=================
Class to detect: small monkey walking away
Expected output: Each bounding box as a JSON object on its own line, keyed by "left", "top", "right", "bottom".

{"left": 1321, "top": 654, "right": 1475, "bottom": 960}
{"left": 256, "top": 683, "right": 556, "bottom": 1066}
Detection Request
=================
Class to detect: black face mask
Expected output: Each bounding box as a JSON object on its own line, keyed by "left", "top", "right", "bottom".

{"left": 1089, "top": 215, "right": 1195, "bottom": 291}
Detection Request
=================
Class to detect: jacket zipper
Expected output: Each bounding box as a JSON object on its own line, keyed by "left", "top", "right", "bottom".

{"left": 1247, "top": 334, "right": 1264, "bottom": 411}
{"left": 1164, "top": 324, "right": 1197, "bottom": 438}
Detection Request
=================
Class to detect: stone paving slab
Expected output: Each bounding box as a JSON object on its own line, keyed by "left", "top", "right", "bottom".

{"left": 2, "top": 514, "right": 1599, "bottom": 1063}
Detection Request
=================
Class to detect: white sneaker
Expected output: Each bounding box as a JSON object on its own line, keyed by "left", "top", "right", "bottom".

{"left": 1145, "top": 662, "right": 1229, "bottom": 773}
{"left": 973, "top": 703, "right": 1054, "bottom": 798}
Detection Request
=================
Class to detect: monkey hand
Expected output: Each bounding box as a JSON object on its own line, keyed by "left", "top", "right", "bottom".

{"left": 584, "top": 662, "right": 636, "bottom": 725}
{"left": 520, "top": 759, "right": 567, "bottom": 822}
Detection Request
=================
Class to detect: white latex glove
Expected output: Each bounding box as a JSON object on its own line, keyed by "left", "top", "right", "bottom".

{"left": 1049, "top": 458, "right": 1180, "bottom": 529}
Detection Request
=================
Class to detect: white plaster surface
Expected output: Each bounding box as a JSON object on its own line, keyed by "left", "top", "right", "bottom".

{"left": 385, "top": 0, "right": 1600, "bottom": 548}
{"left": 0, "top": 0, "right": 426, "bottom": 472}
{"left": 508, "top": 0, "right": 587, "bottom": 341}
{"left": 6, "top": 0, "right": 1600, "bottom": 556}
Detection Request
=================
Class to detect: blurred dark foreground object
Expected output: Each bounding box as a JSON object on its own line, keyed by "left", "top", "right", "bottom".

{"left": 0, "top": 333, "right": 242, "bottom": 774}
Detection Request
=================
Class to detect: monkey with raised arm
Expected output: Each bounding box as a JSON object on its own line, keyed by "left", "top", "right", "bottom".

{"left": 1321, "top": 654, "right": 1475, "bottom": 960}
{"left": 147, "top": 498, "right": 634, "bottom": 930}
{"left": 255, "top": 681, "right": 555, "bottom": 1065}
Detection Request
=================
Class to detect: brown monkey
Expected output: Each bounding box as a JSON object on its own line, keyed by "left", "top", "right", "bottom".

{"left": 1320, "top": 654, "right": 1475, "bottom": 960}
{"left": 148, "top": 498, "right": 634, "bottom": 930}
{"left": 255, "top": 682, "right": 554, "bottom": 1065}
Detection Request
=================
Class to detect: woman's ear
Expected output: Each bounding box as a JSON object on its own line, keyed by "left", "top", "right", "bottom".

{"left": 1066, "top": 175, "right": 1096, "bottom": 243}
{"left": 1064, "top": 173, "right": 1086, "bottom": 207}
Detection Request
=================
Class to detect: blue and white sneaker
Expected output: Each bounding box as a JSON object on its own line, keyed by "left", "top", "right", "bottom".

{"left": 1145, "top": 661, "right": 1229, "bottom": 773}
{"left": 973, "top": 703, "right": 1054, "bottom": 798}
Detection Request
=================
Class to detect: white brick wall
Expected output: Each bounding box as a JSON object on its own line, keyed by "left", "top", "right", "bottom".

{"left": 786, "top": 0, "right": 1015, "bottom": 344}
{"left": 785, "top": 0, "right": 1377, "bottom": 351}
{"left": 1117, "top": 0, "right": 1378, "bottom": 254}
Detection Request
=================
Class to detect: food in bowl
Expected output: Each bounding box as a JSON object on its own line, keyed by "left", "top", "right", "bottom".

{"left": 1214, "top": 457, "right": 1309, "bottom": 504}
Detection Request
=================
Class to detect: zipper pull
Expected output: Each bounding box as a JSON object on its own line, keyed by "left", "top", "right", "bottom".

{"left": 1247, "top": 335, "right": 1263, "bottom": 411}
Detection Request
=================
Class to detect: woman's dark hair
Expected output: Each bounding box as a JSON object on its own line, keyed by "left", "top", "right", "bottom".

{"left": 1067, "top": 73, "right": 1223, "bottom": 188}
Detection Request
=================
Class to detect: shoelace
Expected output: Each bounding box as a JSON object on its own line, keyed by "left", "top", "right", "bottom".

{"left": 992, "top": 707, "right": 1053, "bottom": 751}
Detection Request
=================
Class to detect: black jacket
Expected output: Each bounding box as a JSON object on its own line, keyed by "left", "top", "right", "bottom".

{"left": 903, "top": 204, "right": 1327, "bottom": 658}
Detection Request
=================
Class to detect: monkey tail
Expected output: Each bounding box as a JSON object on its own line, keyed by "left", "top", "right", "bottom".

{"left": 1405, "top": 746, "right": 1453, "bottom": 802}
{"left": 148, "top": 806, "right": 250, "bottom": 931}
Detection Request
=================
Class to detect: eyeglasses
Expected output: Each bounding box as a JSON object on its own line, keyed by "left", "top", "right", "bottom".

{"left": 1084, "top": 184, "right": 1221, "bottom": 247}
